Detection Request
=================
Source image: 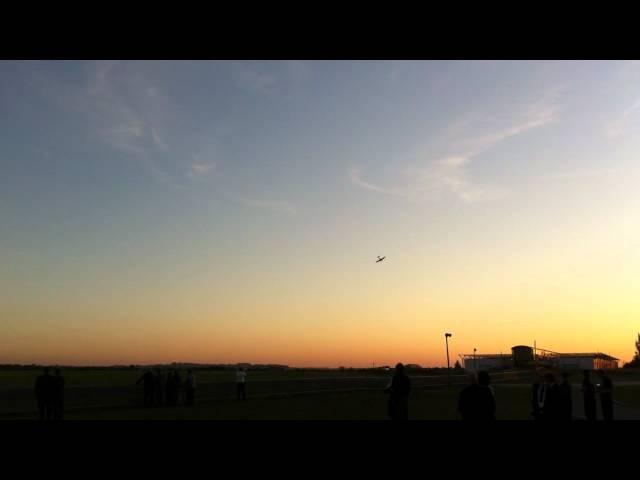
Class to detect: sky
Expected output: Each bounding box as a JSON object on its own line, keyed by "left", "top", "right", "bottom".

{"left": 2, "top": 60, "right": 640, "bottom": 367}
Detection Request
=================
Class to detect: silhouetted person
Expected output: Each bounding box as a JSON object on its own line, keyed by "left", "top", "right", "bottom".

{"left": 597, "top": 370, "right": 613, "bottom": 421}
{"left": 531, "top": 369, "right": 544, "bottom": 421}
{"left": 458, "top": 371, "right": 495, "bottom": 420}
{"left": 154, "top": 369, "right": 165, "bottom": 406}
{"left": 582, "top": 370, "right": 597, "bottom": 421}
{"left": 539, "top": 372, "right": 561, "bottom": 421}
{"left": 477, "top": 371, "right": 496, "bottom": 420}
{"left": 385, "top": 363, "right": 411, "bottom": 420}
{"left": 185, "top": 369, "right": 196, "bottom": 406}
{"left": 166, "top": 370, "right": 175, "bottom": 406}
{"left": 458, "top": 372, "right": 479, "bottom": 420}
{"left": 173, "top": 370, "right": 183, "bottom": 406}
{"left": 34, "top": 367, "right": 54, "bottom": 421}
{"left": 52, "top": 368, "right": 65, "bottom": 420}
{"left": 236, "top": 368, "right": 247, "bottom": 400}
{"left": 558, "top": 372, "right": 572, "bottom": 421}
{"left": 137, "top": 369, "right": 155, "bottom": 407}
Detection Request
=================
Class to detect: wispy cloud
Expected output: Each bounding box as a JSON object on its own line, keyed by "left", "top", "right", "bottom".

{"left": 84, "top": 62, "right": 150, "bottom": 155}
{"left": 230, "top": 62, "right": 277, "bottom": 94}
{"left": 222, "top": 191, "right": 297, "bottom": 215}
{"left": 190, "top": 163, "right": 215, "bottom": 175}
{"left": 350, "top": 101, "right": 561, "bottom": 203}
{"left": 188, "top": 160, "right": 216, "bottom": 179}
{"left": 100, "top": 120, "right": 146, "bottom": 155}
{"left": 151, "top": 127, "right": 168, "bottom": 151}
{"left": 348, "top": 168, "right": 402, "bottom": 197}
{"left": 602, "top": 62, "right": 640, "bottom": 139}
{"left": 543, "top": 168, "right": 619, "bottom": 181}
{"left": 228, "top": 61, "right": 312, "bottom": 98}
{"left": 236, "top": 197, "right": 297, "bottom": 215}
{"left": 605, "top": 98, "right": 640, "bottom": 139}
{"left": 456, "top": 102, "right": 560, "bottom": 156}
{"left": 80, "top": 62, "right": 223, "bottom": 189}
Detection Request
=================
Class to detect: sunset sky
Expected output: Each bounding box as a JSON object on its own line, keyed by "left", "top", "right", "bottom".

{"left": 2, "top": 60, "right": 640, "bottom": 367}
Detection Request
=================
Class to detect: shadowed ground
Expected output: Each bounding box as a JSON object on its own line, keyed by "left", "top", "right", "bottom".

{"left": 3, "top": 370, "right": 639, "bottom": 420}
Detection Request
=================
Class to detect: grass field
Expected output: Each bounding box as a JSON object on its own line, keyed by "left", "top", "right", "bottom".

{"left": 0, "top": 368, "right": 398, "bottom": 390}
{"left": 614, "top": 385, "right": 640, "bottom": 407}
{"left": 0, "top": 367, "right": 465, "bottom": 417}
{"left": 3, "top": 367, "right": 638, "bottom": 390}
{"left": 59, "top": 385, "right": 532, "bottom": 420}
{"left": 2, "top": 368, "right": 639, "bottom": 420}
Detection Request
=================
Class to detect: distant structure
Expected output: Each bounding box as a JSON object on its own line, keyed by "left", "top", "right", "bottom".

{"left": 553, "top": 353, "right": 619, "bottom": 370}
{"left": 462, "top": 345, "right": 618, "bottom": 371}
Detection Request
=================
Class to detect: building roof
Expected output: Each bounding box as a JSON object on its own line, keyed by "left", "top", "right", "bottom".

{"left": 557, "top": 353, "right": 619, "bottom": 361}
{"left": 461, "top": 354, "right": 511, "bottom": 359}
{"left": 462, "top": 351, "right": 619, "bottom": 361}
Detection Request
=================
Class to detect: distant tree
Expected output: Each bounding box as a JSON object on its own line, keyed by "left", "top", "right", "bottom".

{"left": 454, "top": 360, "right": 462, "bottom": 371}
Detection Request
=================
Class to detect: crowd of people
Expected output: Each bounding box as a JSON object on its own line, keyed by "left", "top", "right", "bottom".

{"left": 530, "top": 368, "right": 614, "bottom": 421}
{"left": 34, "top": 367, "right": 65, "bottom": 421}
{"left": 136, "top": 368, "right": 197, "bottom": 407}
{"left": 384, "top": 363, "right": 616, "bottom": 421}
{"left": 136, "top": 367, "right": 248, "bottom": 408}
{"left": 33, "top": 363, "right": 617, "bottom": 420}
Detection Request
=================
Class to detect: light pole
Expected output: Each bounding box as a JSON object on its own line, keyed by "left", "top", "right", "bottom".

{"left": 474, "top": 348, "right": 477, "bottom": 372}
{"left": 445, "top": 333, "right": 452, "bottom": 388}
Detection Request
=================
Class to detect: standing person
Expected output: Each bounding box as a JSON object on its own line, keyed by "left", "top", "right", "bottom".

{"left": 458, "top": 372, "right": 479, "bottom": 420}
{"left": 34, "top": 367, "right": 54, "bottom": 421}
{"left": 137, "top": 369, "right": 155, "bottom": 407}
{"left": 173, "top": 370, "right": 183, "bottom": 406}
{"left": 236, "top": 368, "right": 247, "bottom": 400}
{"left": 476, "top": 371, "right": 496, "bottom": 421}
{"left": 385, "top": 363, "right": 411, "bottom": 420}
{"left": 597, "top": 370, "right": 614, "bottom": 421}
{"left": 52, "top": 368, "right": 65, "bottom": 420}
{"left": 154, "top": 369, "right": 164, "bottom": 406}
{"left": 166, "top": 370, "right": 175, "bottom": 406}
{"left": 539, "top": 372, "right": 561, "bottom": 421}
{"left": 582, "top": 370, "right": 597, "bottom": 421}
{"left": 458, "top": 371, "right": 495, "bottom": 421}
{"left": 185, "top": 369, "right": 196, "bottom": 406}
{"left": 159, "top": 369, "right": 167, "bottom": 405}
{"left": 531, "top": 369, "right": 544, "bottom": 421}
{"left": 558, "top": 372, "right": 572, "bottom": 421}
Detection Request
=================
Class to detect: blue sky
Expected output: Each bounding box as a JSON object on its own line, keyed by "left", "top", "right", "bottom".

{"left": 2, "top": 61, "right": 640, "bottom": 366}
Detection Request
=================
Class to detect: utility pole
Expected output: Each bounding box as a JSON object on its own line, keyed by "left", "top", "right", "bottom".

{"left": 445, "top": 333, "right": 452, "bottom": 388}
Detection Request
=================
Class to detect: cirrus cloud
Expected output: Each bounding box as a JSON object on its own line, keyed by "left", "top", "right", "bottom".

{"left": 350, "top": 100, "right": 561, "bottom": 204}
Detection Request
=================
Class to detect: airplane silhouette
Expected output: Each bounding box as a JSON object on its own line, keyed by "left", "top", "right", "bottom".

{"left": 376, "top": 256, "right": 386, "bottom": 263}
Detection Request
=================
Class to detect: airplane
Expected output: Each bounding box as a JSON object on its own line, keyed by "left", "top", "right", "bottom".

{"left": 376, "top": 256, "right": 386, "bottom": 263}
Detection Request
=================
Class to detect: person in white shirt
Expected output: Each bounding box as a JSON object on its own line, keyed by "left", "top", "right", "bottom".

{"left": 236, "top": 368, "right": 247, "bottom": 400}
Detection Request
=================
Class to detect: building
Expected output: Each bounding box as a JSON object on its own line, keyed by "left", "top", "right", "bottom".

{"left": 462, "top": 345, "right": 618, "bottom": 371}
{"left": 555, "top": 353, "right": 619, "bottom": 370}
{"left": 462, "top": 354, "right": 512, "bottom": 371}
